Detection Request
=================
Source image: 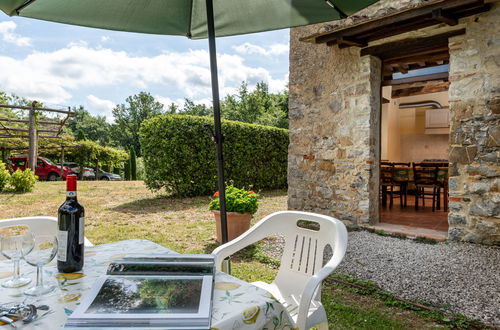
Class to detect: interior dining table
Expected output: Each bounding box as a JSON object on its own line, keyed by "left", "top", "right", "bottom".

{"left": 0, "top": 239, "right": 294, "bottom": 329}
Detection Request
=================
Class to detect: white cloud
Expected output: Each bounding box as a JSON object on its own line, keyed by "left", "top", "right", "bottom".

{"left": 100, "top": 36, "right": 110, "bottom": 42}
{"left": 86, "top": 95, "right": 115, "bottom": 120}
{"left": 0, "top": 21, "right": 31, "bottom": 46}
{"left": 0, "top": 44, "right": 287, "bottom": 119}
{"left": 232, "top": 42, "right": 288, "bottom": 57}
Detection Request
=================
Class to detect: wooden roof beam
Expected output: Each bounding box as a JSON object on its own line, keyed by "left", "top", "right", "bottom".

{"left": 361, "top": 29, "right": 465, "bottom": 58}
{"left": 326, "top": 36, "right": 367, "bottom": 48}
{"left": 391, "top": 81, "right": 450, "bottom": 98}
{"left": 312, "top": 0, "right": 484, "bottom": 45}
{"left": 384, "top": 52, "right": 450, "bottom": 65}
{"left": 383, "top": 46, "right": 449, "bottom": 62}
{"left": 383, "top": 72, "right": 448, "bottom": 86}
{"left": 432, "top": 8, "right": 458, "bottom": 25}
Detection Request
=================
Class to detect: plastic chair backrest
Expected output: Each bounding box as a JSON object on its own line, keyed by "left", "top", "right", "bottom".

{"left": 0, "top": 216, "right": 92, "bottom": 260}
{"left": 214, "top": 211, "right": 348, "bottom": 306}
{"left": 273, "top": 212, "right": 347, "bottom": 303}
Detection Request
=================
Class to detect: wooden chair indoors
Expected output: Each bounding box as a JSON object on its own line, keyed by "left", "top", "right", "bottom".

{"left": 391, "top": 162, "right": 410, "bottom": 208}
{"left": 413, "top": 163, "right": 440, "bottom": 211}
{"left": 436, "top": 166, "right": 449, "bottom": 212}
{"left": 380, "top": 162, "right": 406, "bottom": 208}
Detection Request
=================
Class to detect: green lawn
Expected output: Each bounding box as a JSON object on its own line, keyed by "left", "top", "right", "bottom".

{"left": 0, "top": 181, "right": 472, "bottom": 329}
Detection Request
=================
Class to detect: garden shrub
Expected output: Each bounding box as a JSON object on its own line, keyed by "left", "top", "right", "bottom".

{"left": 10, "top": 169, "right": 37, "bottom": 193}
{"left": 140, "top": 115, "right": 288, "bottom": 196}
{"left": 0, "top": 162, "right": 10, "bottom": 192}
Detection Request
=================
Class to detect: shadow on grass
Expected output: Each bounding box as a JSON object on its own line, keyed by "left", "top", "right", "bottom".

{"left": 111, "top": 189, "right": 287, "bottom": 215}
{"left": 111, "top": 195, "right": 210, "bottom": 214}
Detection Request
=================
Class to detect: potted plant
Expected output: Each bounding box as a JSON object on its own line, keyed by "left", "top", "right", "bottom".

{"left": 209, "top": 185, "right": 258, "bottom": 243}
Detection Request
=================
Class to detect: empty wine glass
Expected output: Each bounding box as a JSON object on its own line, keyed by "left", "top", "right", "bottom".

{"left": 23, "top": 235, "right": 58, "bottom": 296}
{"left": 0, "top": 226, "right": 35, "bottom": 288}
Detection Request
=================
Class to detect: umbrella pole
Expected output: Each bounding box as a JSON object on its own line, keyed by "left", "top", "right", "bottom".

{"left": 206, "top": 0, "right": 230, "bottom": 273}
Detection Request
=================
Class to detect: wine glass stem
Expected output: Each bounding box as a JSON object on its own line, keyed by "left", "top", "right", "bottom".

{"left": 13, "top": 259, "right": 20, "bottom": 281}
{"left": 36, "top": 265, "right": 43, "bottom": 288}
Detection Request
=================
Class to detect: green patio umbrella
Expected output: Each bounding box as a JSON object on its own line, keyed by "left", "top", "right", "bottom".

{"left": 0, "top": 0, "right": 378, "bottom": 251}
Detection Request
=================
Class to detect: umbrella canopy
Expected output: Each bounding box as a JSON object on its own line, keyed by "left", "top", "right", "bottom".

{"left": 0, "top": 0, "right": 378, "bottom": 253}
{"left": 0, "top": 0, "right": 376, "bottom": 39}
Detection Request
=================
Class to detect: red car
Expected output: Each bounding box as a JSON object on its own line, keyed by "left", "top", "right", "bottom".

{"left": 9, "top": 156, "right": 73, "bottom": 181}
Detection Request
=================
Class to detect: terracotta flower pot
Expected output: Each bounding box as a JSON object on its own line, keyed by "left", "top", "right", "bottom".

{"left": 212, "top": 210, "right": 252, "bottom": 243}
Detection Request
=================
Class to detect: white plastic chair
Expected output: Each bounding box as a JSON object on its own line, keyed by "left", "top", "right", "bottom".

{"left": 212, "top": 211, "right": 348, "bottom": 330}
{"left": 0, "top": 216, "right": 93, "bottom": 261}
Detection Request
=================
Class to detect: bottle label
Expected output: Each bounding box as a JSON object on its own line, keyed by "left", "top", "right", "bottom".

{"left": 57, "top": 230, "right": 68, "bottom": 262}
{"left": 79, "top": 217, "right": 84, "bottom": 245}
{"left": 66, "top": 191, "right": 77, "bottom": 197}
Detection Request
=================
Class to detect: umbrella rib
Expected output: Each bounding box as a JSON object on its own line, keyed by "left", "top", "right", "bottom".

{"left": 14, "top": 0, "right": 38, "bottom": 15}
{"left": 325, "top": 0, "right": 348, "bottom": 19}
{"left": 186, "top": 0, "right": 194, "bottom": 38}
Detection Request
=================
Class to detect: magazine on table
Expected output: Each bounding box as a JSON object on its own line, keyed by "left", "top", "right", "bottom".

{"left": 64, "top": 255, "right": 215, "bottom": 329}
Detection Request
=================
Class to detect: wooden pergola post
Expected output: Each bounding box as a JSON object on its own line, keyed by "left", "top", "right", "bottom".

{"left": 60, "top": 146, "right": 65, "bottom": 180}
{"left": 28, "top": 102, "right": 38, "bottom": 171}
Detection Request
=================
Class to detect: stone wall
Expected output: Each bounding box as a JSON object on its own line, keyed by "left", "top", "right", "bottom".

{"left": 447, "top": 4, "right": 500, "bottom": 245}
{"left": 288, "top": 26, "right": 381, "bottom": 226}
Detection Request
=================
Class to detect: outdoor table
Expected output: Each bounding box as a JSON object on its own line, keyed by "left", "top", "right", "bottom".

{"left": 0, "top": 239, "right": 294, "bottom": 329}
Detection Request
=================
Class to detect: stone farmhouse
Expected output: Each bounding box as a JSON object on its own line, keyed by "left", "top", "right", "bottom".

{"left": 287, "top": 0, "right": 499, "bottom": 244}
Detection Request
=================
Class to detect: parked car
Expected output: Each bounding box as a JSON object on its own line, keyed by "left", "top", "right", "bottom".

{"left": 9, "top": 156, "right": 73, "bottom": 181}
{"left": 95, "top": 169, "right": 122, "bottom": 181}
{"left": 58, "top": 162, "right": 95, "bottom": 180}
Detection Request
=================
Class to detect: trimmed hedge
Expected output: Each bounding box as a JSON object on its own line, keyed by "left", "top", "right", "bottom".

{"left": 140, "top": 115, "right": 288, "bottom": 196}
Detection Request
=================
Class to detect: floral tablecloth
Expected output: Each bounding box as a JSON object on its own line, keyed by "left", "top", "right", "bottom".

{"left": 0, "top": 239, "right": 295, "bottom": 330}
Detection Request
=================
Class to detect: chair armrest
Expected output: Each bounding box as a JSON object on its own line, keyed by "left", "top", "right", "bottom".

{"left": 212, "top": 214, "right": 277, "bottom": 271}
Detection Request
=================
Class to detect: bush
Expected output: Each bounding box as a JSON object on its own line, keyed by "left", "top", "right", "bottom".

{"left": 209, "top": 185, "right": 258, "bottom": 214}
{"left": 140, "top": 115, "right": 288, "bottom": 196}
{"left": 9, "top": 169, "right": 37, "bottom": 193}
{"left": 0, "top": 162, "right": 10, "bottom": 192}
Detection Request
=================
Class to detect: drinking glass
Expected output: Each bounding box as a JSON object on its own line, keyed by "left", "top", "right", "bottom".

{"left": 23, "top": 235, "right": 58, "bottom": 296}
{"left": 0, "top": 226, "right": 35, "bottom": 288}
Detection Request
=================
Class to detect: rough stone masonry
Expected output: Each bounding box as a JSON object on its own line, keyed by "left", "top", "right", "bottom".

{"left": 447, "top": 4, "right": 500, "bottom": 245}
{"left": 288, "top": 3, "right": 499, "bottom": 244}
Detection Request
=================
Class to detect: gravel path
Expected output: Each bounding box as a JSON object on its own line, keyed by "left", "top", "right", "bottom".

{"left": 262, "top": 231, "right": 500, "bottom": 326}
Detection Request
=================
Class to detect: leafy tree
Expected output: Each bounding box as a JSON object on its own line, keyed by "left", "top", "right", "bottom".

{"left": 166, "top": 103, "right": 178, "bottom": 114}
{"left": 172, "top": 82, "right": 288, "bottom": 129}
{"left": 178, "top": 99, "right": 212, "bottom": 116}
{"left": 220, "top": 82, "right": 288, "bottom": 128}
{"left": 68, "top": 107, "right": 112, "bottom": 145}
{"left": 76, "top": 128, "right": 88, "bottom": 141}
{"left": 111, "top": 92, "right": 164, "bottom": 156}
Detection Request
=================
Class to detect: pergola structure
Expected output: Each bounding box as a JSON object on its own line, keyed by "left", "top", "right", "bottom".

{"left": 0, "top": 102, "right": 75, "bottom": 171}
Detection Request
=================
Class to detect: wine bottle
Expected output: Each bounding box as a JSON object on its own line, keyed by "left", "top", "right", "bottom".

{"left": 57, "top": 174, "right": 84, "bottom": 273}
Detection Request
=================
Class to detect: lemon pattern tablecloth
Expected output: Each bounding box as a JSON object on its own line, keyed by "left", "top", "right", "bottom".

{"left": 0, "top": 239, "right": 294, "bottom": 330}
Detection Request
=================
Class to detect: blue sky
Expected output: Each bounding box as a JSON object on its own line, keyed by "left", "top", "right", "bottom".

{"left": 0, "top": 16, "right": 289, "bottom": 121}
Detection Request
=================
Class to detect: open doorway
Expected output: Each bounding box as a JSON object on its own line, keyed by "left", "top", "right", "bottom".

{"left": 378, "top": 49, "right": 450, "bottom": 237}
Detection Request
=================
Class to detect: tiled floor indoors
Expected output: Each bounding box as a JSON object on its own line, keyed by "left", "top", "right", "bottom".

{"left": 374, "top": 193, "right": 449, "bottom": 241}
